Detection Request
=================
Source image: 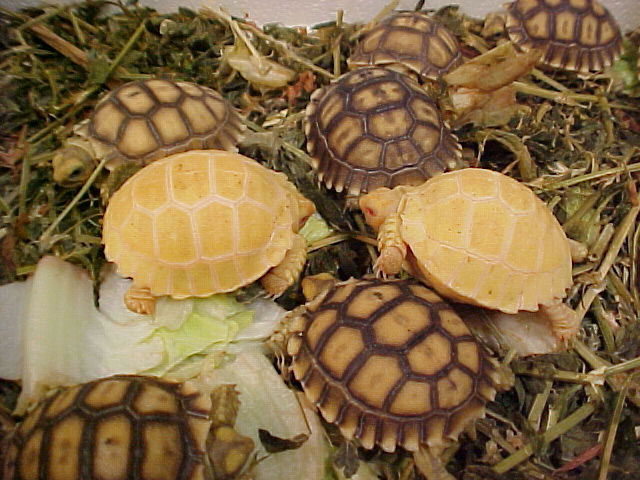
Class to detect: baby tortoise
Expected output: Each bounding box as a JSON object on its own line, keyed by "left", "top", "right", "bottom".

{"left": 304, "top": 67, "right": 463, "bottom": 195}
{"left": 52, "top": 79, "right": 244, "bottom": 187}
{"left": 102, "top": 149, "right": 315, "bottom": 315}
{"left": 505, "top": 0, "right": 622, "bottom": 72}
{"left": 0, "top": 375, "right": 254, "bottom": 480}
{"left": 348, "top": 11, "right": 463, "bottom": 80}
{"left": 360, "top": 168, "right": 581, "bottom": 342}
{"left": 281, "top": 275, "right": 507, "bottom": 478}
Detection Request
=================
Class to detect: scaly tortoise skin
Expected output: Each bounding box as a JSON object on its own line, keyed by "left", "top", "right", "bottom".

{"left": 102, "top": 149, "right": 315, "bottom": 314}
{"left": 1, "top": 375, "right": 214, "bottom": 480}
{"left": 304, "top": 67, "right": 463, "bottom": 195}
{"left": 360, "top": 168, "right": 580, "bottom": 341}
{"left": 52, "top": 79, "right": 244, "bottom": 185}
{"left": 505, "top": 0, "right": 622, "bottom": 72}
{"left": 348, "top": 11, "right": 463, "bottom": 80}
{"left": 287, "top": 277, "right": 499, "bottom": 453}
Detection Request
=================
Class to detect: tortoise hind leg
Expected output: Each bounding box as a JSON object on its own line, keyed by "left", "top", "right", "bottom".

{"left": 124, "top": 285, "right": 156, "bottom": 315}
{"left": 261, "top": 234, "right": 307, "bottom": 297}
{"left": 540, "top": 302, "right": 581, "bottom": 343}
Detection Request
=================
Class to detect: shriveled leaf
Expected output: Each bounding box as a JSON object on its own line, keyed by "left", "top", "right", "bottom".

{"left": 258, "top": 429, "right": 309, "bottom": 453}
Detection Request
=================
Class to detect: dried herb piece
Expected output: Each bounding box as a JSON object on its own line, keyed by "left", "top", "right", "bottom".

{"left": 258, "top": 428, "right": 308, "bottom": 453}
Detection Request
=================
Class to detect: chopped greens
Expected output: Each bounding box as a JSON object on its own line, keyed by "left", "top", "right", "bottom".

{"left": 1, "top": 1, "right": 640, "bottom": 479}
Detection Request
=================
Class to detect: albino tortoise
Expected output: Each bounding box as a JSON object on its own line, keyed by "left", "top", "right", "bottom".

{"left": 0, "top": 375, "right": 254, "bottom": 480}
{"left": 359, "top": 168, "right": 581, "bottom": 341}
{"left": 102, "top": 149, "right": 315, "bottom": 314}
{"left": 53, "top": 79, "right": 244, "bottom": 186}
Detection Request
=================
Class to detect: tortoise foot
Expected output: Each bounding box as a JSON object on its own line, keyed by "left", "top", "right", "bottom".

{"left": 124, "top": 286, "right": 156, "bottom": 315}
{"left": 374, "top": 213, "right": 406, "bottom": 276}
{"left": 541, "top": 302, "right": 581, "bottom": 343}
{"left": 261, "top": 234, "right": 307, "bottom": 297}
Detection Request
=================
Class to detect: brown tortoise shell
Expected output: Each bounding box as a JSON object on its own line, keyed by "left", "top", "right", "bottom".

{"left": 1, "top": 375, "right": 212, "bottom": 480}
{"left": 83, "top": 79, "right": 244, "bottom": 166}
{"left": 505, "top": 0, "right": 623, "bottom": 72}
{"left": 287, "top": 278, "right": 499, "bottom": 453}
{"left": 304, "top": 67, "right": 463, "bottom": 196}
{"left": 348, "top": 11, "right": 463, "bottom": 80}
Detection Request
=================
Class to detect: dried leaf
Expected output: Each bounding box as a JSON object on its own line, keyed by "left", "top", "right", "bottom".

{"left": 258, "top": 428, "right": 308, "bottom": 453}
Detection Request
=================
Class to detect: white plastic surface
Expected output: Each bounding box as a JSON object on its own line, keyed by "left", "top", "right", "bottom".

{"left": 3, "top": 0, "right": 639, "bottom": 32}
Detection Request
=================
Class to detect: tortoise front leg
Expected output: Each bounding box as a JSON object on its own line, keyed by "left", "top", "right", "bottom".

{"left": 374, "top": 213, "right": 407, "bottom": 277}
{"left": 261, "top": 234, "right": 307, "bottom": 296}
{"left": 540, "top": 301, "right": 581, "bottom": 343}
{"left": 124, "top": 285, "right": 156, "bottom": 315}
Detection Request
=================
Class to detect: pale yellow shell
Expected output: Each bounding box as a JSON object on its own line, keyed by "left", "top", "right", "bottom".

{"left": 400, "top": 168, "right": 572, "bottom": 313}
{"left": 102, "top": 150, "right": 298, "bottom": 298}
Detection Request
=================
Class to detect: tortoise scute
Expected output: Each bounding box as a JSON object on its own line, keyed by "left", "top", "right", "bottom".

{"left": 348, "top": 12, "right": 463, "bottom": 80}
{"left": 103, "top": 150, "right": 300, "bottom": 298}
{"left": 305, "top": 67, "right": 463, "bottom": 195}
{"left": 402, "top": 169, "right": 572, "bottom": 313}
{"left": 505, "top": 0, "right": 622, "bottom": 72}
{"left": 1, "top": 376, "right": 212, "bottom": 480}
{"left": 86, "top": 79, "right": 244, "bottom": 165}
{"left": 291, "top": 278, "right": 498, "bottom": 453}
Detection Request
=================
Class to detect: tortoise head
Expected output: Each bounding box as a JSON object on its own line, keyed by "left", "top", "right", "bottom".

{"left": 52, "top": 139, "right": 97, "bottom": 185}
{"left": 359, "top": 187, "right": 405, "bottom": 231}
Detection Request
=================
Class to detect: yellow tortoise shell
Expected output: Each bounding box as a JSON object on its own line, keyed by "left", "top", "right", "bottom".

{"left": 400, "top": 168, "right": 572, "bottom": 313}
{"left": 287, "top": 278, "right": 498, "bottom": 453}
{"left": 348, "top": 11, "right": 463, "bottom": 80}
{"left": 1, "top": 375, "right": 212, "bottom": 480}
{"left": 505, "top": 0, "right": 622, "bottom": 72}
{"left": 81, "top": 78, "right": 244, "bottom": 166}
{"left": 102, "top": 150, "right": 300, "bottom": 298}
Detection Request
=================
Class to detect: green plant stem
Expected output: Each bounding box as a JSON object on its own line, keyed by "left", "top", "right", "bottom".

{"left": 604, "top": 356, "right": 640, "bottom": 377}
{"left": 598, "top": 374, "right": 639, "bottom": 480}
{"left": 104, "top": 20, "right": 147, "bottom": 81}
{"left": 492, "top": 403, "right": 596, "bottom": 474}
{"left": 0, "top": 195, "right": 10, "bottom": 215}
{"left": 534, "top": 149, "right": 640, "bottom": 191}
{"left": 307, "top": 233, "right": 350, "bottom": 252}
{"left": 531, "top": 68, "right": 569, "bottom": 92}
{"left": 244, "top": 119, "right": 315, "bottom": 166}
{"left": 591, "top": 297, "right": 616, "bottom": 354}
{"left": 39, "top": 155, "right": 109, "bottom": 250}
{"left": 574, "top": 205, "right": 640, "bottom": 322}
{"left": 511, "top": 366, "right": 605, "bottom": 385}
{"left": 15, "top": 5, "right": 67, "bottom": 31}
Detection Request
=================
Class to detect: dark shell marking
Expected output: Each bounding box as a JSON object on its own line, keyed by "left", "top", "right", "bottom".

{"left": 505, "top": 0, "right": 622, "bottom": 72}
{"left": 2, "top": 375, "right": 210, "bottom": 480}
{"left": 289, "top": 278, "right": 497, "bottom": 452}
{"left": 88, "top": 79, "right": 244, "bottom": 164}
{"left": 348, "top": 11, "right": 463, "bottom": 80}
{"left": 305, "top": 68, "right": 463, "bottom": 195}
